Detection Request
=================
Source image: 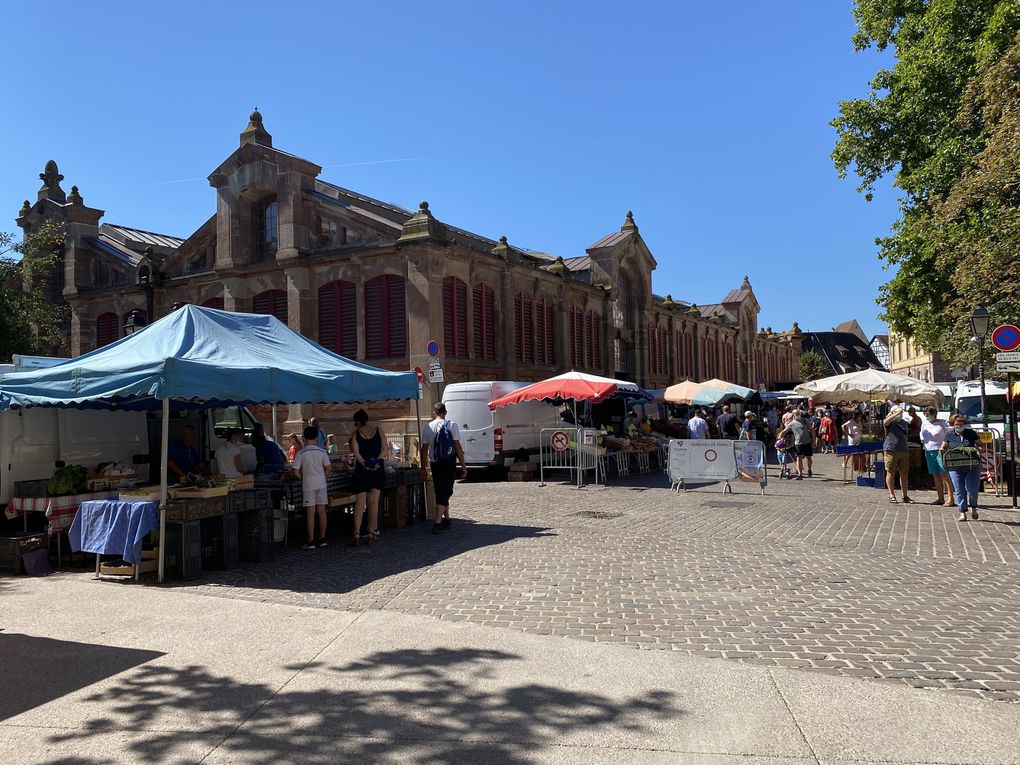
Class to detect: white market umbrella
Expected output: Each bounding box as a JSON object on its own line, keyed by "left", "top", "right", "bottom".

{"left": 794, "top": 369, "right": 944, "bottom": 407}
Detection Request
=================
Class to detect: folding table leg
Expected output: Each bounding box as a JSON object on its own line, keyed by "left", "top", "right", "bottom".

{"left": 95, "top": 554, "right": 100, "bottom": 579}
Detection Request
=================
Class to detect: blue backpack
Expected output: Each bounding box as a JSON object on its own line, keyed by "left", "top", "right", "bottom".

{"left": 432, "top": 421, "right": 456, "bottom": 461}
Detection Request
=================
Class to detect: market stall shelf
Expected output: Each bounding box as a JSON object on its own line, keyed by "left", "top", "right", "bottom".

{"left": 69, "top": 499, "right": 160, "bottom": 581}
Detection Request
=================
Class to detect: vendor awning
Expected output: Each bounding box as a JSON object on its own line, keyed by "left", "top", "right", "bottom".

{"left": 794, "top": 369, "right": 944, "bottom": 407}
{"left": 0, "top": 305, "right": 418, "bottom": 410}
{"left": 488, "top": 370, "right": 650, "bottom": 410}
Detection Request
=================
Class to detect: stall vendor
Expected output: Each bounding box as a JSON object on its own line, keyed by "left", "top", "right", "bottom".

{"left": 166, "top": 425, "right": 209, "bottom": 482}
{"left": 216, "top": 428, "right": 245, "bottom": 478}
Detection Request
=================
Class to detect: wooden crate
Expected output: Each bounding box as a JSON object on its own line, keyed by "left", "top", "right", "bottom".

{"left": 170, "top": 485, "right": 230, "bottom": 500}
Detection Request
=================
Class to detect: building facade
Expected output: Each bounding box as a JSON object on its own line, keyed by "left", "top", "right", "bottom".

{"left": 15, "top": 112, "right": 800, "bottom": 438}
{"left": 888, "top": 331, "right": 950, "bottom": 383}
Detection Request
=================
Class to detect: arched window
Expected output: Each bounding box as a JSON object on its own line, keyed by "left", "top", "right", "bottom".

{"left": 252, "top": 289, "right": 288, "bottom": 323}
{"left": 535, "top": 298, "right": 555, "bottom": 366}
{"left": 318, "top": 280, "right": 357, "bottom": 357}
{"left": 514, "top": 292, "right": 534, "bottom": 364}
{"left": 365, "top": 275, "right": 406, "bottom": 358}
{"left": 96, "top": 312, "right": 120, "bottom": 348}
{"left": 201, "top": 296, "right": 224, "bottom": 310}
{"left": 442, "top": 277, "right": 469, "bottom": 359}
{"left": 473, "top": 283, "right": 496, "bottom": 360}
{"left": 251, "top": 195, "right": 278, "bottom": 262}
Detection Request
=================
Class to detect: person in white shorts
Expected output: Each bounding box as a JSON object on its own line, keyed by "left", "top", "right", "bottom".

{"left": 291, "top": 425, "right": 332, "bottom": 549}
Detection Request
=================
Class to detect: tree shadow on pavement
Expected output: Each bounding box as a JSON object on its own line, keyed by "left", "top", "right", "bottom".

{"left": 40, "top": 646, "right": 680, "bottom": 764}
{"left": 169, "top": 520, "right": 556, "bottom": 597}
{"left": 0, "top": 633, "right": 163, "bottom": 721}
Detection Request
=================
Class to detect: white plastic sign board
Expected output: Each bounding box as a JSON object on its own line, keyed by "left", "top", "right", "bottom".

{"left": 427, "top": 368, "right": 444, "bottom": 383}
{"left": 428, "top": 357, "right": 442, "bottom": 369}
{"left": 996, "top": 361, "right": 1020, "bottom": 372}
{"left": 995, "top": 351, "right": 1020, "bottom": 362}
{"left": 582, "top": 431, "right": 595, "bottom": 445}
{"left": 669, "top": 439, "right": 737, "bottom": 481}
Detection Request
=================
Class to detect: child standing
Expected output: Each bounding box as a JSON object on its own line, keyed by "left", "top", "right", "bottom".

{"left": 291, "top": 425, "right": 332, "bottom": 549}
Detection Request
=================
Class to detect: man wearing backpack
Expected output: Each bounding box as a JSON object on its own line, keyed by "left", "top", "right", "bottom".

{"left": 420, "top": 401, "right": 468, "bottom": 534}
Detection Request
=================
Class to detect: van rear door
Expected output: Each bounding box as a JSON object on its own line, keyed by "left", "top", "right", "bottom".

{"left": 445, "top": 385, "right": 497, "bottom": 466}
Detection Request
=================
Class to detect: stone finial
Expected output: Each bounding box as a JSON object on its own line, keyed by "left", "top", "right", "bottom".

{"left": 741, "top": 275, "right": 751, "bottom": 289}
{"left": 491, "top": 235, "right": 515, "bottom": 264}
{"left": 790, "top": 321, "right": 802, "bottom": 336}
{"left": 68, "top": 185, "right": 83, "bottom": 205}
{"left": 661, "top": 294, "right": 676, "bottom": 309}
{"left": 38, "top": 159, "right": 66, "bottom": 203}
{"left": 396, "top": 199, "right": 447, "bottom": 246}
{"left": 766, "top": 326, "right": 773, "bottom": 334}
{"left": 621, "top": 210, "right": 638, "bottom": 232}
{"left": 547, "top": 255, "right": 569, "bottom": 278}
{"left": 687, "top": 303, "right": 700, "bottom": 316}
{"left": 19, "top": 199, "right": 31, "bottom": 216}
{"left": 240, "top": 107, "right": 273, "bottom": 148}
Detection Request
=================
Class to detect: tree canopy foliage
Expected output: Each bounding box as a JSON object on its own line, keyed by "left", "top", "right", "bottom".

{"left": 0, "top": 221, "right": 69, "bottom": 360}
{"left": 799, "top": 350, "right": 831, "bottom": 382}
{"left": 832, "top": 0, "right": 1020, "bottom": 369}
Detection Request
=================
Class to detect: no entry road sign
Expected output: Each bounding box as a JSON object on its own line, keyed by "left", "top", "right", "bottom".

{"left": 991, "top": 324, "right": 1020, "bottom": 352}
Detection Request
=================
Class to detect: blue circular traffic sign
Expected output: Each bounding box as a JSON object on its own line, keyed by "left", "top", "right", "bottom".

{"left": 426, "top": 339, "right": 441, "bottom": 357}
{"left": 992, "top": 324, "right": 1020, "bottom": 352}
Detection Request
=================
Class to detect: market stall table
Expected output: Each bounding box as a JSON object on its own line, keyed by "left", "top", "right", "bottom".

{"left": 836, "top": 442, "right": 884, "bottom": 485}
{"left": 69, "top": 499, "right": 159, "bottom": 580}
{"left": 5, "top": 491, "right": 119, "bottom": 567}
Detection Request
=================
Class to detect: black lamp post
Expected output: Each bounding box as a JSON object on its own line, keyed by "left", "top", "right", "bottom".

{"left": 970, "top": 305, "right": 991, "bottom": 427}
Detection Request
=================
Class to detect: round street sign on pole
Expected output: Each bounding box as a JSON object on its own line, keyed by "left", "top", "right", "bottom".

{"left": 414, "top": 367, "right": 424, "bottom": 382}
{"left": 991, "top": 324, "right": 1020, "bottom": 352}
{"left": 426, "top": 339, "right": 441, "bottom": 357}
{"left": 550, "top": 430, "right": 570, "bottom": 452}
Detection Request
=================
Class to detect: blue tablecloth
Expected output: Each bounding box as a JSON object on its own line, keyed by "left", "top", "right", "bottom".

{"left": 69, "top": 500, "right": 159, "bottom": 565}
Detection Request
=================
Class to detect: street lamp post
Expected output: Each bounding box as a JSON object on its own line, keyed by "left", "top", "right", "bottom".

{"left": 970, "top": 305, "right": 991, "bottom": 428}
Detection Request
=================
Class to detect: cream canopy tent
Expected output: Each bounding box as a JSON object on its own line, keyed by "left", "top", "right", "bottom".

{"left": 794, "top": 369, "right": 944, "bottom": 407}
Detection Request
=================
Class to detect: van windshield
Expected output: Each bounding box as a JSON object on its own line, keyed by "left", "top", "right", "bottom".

{"left": 956, "top": 395, "right": 1008, "bottom": 422}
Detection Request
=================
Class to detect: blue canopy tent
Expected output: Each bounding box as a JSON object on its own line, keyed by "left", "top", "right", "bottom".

{"left": 0, "top": 305, "right": 418, "bottom": 581}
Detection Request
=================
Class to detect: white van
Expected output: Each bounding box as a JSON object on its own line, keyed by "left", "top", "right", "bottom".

{"left": 442, "top": 381, "right": 567, "bottom": 470}
{"left": 953, "top": 379, "right": 1009, "bottom": 440}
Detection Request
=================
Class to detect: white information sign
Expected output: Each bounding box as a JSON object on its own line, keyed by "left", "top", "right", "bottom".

{"left": 427, "top": 368, "right": 445, "bottom": 383}
{"left": 995, "top": 351, "right": 1020, "bottom": 362}
{"left": 668, "top": 439, "right": 737, "bottom": 482}
{"left": 996, "top": 361, "right": 1020, "bottom": 373}
{"left": 428, "top": 357, "right": 442, "bottom": 369}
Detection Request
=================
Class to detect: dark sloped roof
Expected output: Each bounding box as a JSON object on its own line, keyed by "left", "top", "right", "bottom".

{"left": 304, "top": 190, "right": 403, "bottom": 232}
{"left": 102, "top": 224, "right": 184, "bottom": 250}
{"left": 85, "top": 235, "right": 141, "bottom": 266}
{"left": 588, "top": 230, "right": 631, "bottom": 250}
{"left": 802, "top": 331, "right": 884, "bottom": 375}
{"left": 721, "top": 288, "right": 752, "bottom": 304}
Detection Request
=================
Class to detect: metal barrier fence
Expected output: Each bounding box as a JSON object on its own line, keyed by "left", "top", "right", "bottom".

{"left": 973, "top": 427, "right": 1004, "bottom": 497}
{"left": 667, "top": 438, "right": 767, "bottom": 495}
{"left": 538, "top": 427, "right": 601, "bottom": 488}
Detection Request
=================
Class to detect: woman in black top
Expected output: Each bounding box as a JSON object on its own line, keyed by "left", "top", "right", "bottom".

{"left": 350, "top": 409, "right": 387, "bottom": 545}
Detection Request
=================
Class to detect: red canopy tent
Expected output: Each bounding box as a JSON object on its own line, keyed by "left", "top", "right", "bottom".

{"left": 488, "top": 370, "right": 650, "bottom": 410}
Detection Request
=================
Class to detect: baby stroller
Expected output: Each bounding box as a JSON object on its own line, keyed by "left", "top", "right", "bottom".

{"left": 775, "top": 434, "right": 794, "bottom": 480}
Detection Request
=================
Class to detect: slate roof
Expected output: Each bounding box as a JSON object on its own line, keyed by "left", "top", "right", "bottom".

{"left": 588, "top": 230, "right": 631, "bottom": 250}
{"left": 721, "top": 288, "right": 752, "bottom": 304}
{"left": 85, "top": 235, "right": 141, "bottom": 266}
{"left": 802, "top": 331, "right": 884, "bottom": 375}
{"left": 102, "top": 224, "right": 184, "bottom": 250}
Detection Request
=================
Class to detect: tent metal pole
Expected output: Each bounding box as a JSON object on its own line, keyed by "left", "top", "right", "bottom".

{"left": 157, "top": 397, "right": 170, "bottom": 584}
{"left": 271, "top": 403, "right": 279, "bottom": 442}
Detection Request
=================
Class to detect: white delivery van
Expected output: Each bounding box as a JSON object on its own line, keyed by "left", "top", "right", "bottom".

{"left": 442, "top": 381, "right": 567, "bottom": 470}
{"left": 953, "top": 379, "right": 1009, "bottom": 440}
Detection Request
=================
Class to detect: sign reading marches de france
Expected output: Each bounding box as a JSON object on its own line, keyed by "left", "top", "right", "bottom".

{"left": 669, "top": 439, "right": 737, "bottom": 481}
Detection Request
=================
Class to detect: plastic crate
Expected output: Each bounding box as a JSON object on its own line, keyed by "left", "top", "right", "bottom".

{"left": 874, "top": 460, "right": 885, "bottom": 488}
{"left": 164, "top": 521, "right": 202, "bottom": 581}
{"left": 13, "top": 480, "right": 49, "bottom": 499}
{"left": 238, "top": 507, "right": 273, "bottom": 563}
{"left": 856, "top": 477, "right": 876, "bottom": 488}
{"left": 227, "top": 489, "right": 271, "bottom": 514}
{"left": 0, "top": 532, "right": 47, "bottom": 574}
{"left": 199, "top": 513, "right": 239, "bottom": 570}
{"left": 165, "top": 496, "right": 228, "bottom": 522}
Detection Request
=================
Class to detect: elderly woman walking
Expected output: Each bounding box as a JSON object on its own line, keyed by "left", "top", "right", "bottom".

{"left": 940, "top": 414, "right": 982, "bottom": 522}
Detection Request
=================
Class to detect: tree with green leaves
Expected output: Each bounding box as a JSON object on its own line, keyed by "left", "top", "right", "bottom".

{"left": 832, "top": 1, "right": 1020, "bottom": 372}
{"left": 0, "top": 221, "right": 69, "bottom": 360}
{"left": 799, "top": 350, "right": 831, "bottom": 382}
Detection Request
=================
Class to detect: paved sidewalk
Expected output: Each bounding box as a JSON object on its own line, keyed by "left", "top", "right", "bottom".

{"left": 2, "top": 576, "right": 1019, "bottom": 764}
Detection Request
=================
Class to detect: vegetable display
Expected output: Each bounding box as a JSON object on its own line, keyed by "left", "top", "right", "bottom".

{"left": 47, "top": 464, "right": 88, "bottom": 496}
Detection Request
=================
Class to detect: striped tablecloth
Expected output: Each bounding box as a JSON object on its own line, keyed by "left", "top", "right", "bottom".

{"left": 5, "top": 492, "right": 118, "bottom": 536}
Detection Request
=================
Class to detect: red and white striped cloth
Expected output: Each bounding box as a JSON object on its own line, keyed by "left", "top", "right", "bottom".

{"left": 5, "top": 492, "right": 118, "bottom": 536}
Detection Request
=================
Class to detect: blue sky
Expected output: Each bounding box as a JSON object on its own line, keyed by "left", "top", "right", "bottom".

{"left": 0, "top": 1, "right": 898, "bottom": 338}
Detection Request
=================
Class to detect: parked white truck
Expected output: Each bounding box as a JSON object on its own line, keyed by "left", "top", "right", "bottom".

{"left": 442, "top": 381, "right": 567, "bottom": 470}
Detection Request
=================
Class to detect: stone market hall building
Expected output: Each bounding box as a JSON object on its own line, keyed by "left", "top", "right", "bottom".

{"left": 15, "top": 112, "right": 800, "bottom": 437}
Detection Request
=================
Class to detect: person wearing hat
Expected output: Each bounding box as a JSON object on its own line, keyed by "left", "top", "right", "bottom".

{"left": 420, "top": 401, "right": 467, "bottom": 534}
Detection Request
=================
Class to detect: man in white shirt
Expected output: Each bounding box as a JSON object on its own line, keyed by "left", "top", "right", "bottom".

{"left": 215, "top": 428, "right": 244, "bottom": 478}
{"left": 420, "top": 402, "right": 467, "bottom": 534}
{"left": 292, "top": 425, "right": 333, "bottom": 549}
{"left": 687, "top": 410, "right": 709, "bottom": 439}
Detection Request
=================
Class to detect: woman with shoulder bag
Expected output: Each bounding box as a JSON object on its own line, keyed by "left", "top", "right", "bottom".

{"left": 940, "top": 414, "right": 981, "bottom": 522}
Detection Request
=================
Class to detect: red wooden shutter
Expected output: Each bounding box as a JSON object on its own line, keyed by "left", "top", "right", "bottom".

{"left": 593, "top": 317, "right": 601, "bottom": 369}
{"left": 514, "top": 294, "right": 523, "bottom": 363}
{"left": 543, "top": 301, "right": 554, "bottom": 364}
{"left": 318, "top": 281, "right": 357, "bottom": 357}
{"left": 96, "top": 312, "right": 119, "bottom": 348}
{"left": 253, "top": 289, "right": 287, "bottom": 323}
{"left": 365, "top": 277, "right": 385, "bottom": 357}
{"left": 473, "top": 283, "right": 496, "bottom": 360}
{"left": 584, "top": 312, "right": 594, "bottom": 369}
{"left": 443, "top": 278, "right": 455, "bottom": 358}
{"left": 522, "top": 295, "right": 533, "bottom": 363}
{"left": 535, "top": 299, "right": 546, "bottom": 365}
{"left": 387, "top": 275, "right": 406, "bottom": 356}
{"left": 456, "top": 280, "right": 467, "bottom": 357}
{"left": 201, "top": 297, "right": 224, "bottom": 310}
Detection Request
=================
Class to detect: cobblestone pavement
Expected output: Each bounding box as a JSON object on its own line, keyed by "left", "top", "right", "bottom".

{"left": 168, "top": 454, "right": 1020, "bottom": 703}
